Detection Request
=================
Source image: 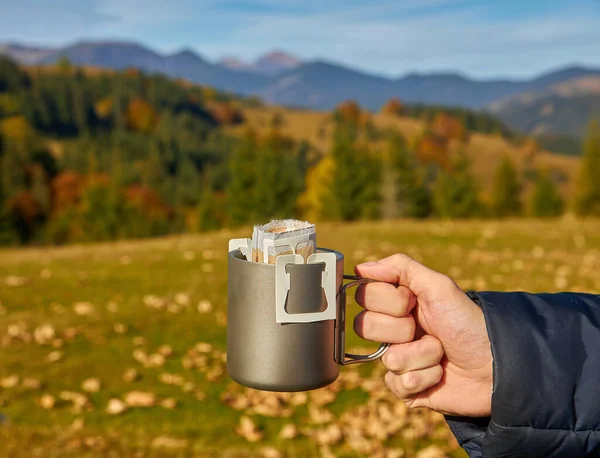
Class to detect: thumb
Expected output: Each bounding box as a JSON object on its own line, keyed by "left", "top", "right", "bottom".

{"left": 354, "top": 253, "right": 450, "bottom": 298}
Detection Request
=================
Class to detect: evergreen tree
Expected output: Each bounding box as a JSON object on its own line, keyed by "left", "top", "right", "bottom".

{"left": 389, "top": 132, "right": 431, "bottom": 218}
{"left": 328, "top": 120, "right": 381, "bottom": 221}
{"left": 0, "top": 166, "right": 16, "bottom": 244}
{"left": 0, "top": 57, "right": 30, "bottom": 92}
{"left": 226, "top": 130, "right": 258, "bottom": 226}
{"left": 433, "top": 154, "right": 482, "bottom": 218}
{"left": 57, "top": 56, "right": 72, "bottom": 72}
{"left": 30, "top": 165, "right": 50, "bottom": 217}
{"left": 197, "top": 170, "right": 221, "bottom": 232}
{"left": 253, "top": 132, "right": 306, "bottom": 221}
{"left": 1, "top": 145, "right": 26, "bottom": 199}
{"left": 174, "top": 157, "right": 201, "bottom": 207}
{"left": 491, "top": 155, "right": 522, "bottom": 217}
{"left": 77, "top": 182, "right": 123, "bottom": 241}
{"left": 142, "top": 143, "right": 168, "bottom": 199}
{"left": 530, "top": 170, "right": 564, "bottom": 218}
{"left": 574, "top": 121, "right": 600, "bottom": 216}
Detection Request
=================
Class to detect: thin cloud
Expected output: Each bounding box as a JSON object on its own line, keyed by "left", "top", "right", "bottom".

{"left": 0, "top": 0, "right": 598, "bottom": 78}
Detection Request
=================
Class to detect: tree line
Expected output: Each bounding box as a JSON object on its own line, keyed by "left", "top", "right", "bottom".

{"left": 1, "top": 56, "right": 600, "bottom": 246}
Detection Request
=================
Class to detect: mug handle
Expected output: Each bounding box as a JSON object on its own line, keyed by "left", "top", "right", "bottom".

{"left": 335, "top": 275, "right": 392, "bottom": 366}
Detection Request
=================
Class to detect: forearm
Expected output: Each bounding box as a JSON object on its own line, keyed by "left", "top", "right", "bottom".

{"left": 447, "top": 291, "right": 600, "bottom": 457}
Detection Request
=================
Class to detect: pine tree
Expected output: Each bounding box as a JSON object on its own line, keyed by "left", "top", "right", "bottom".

{"left": 328, "top": 120, "right": 381, "bottom": 221}
{"left": 529, "top": 170, "right": 564, "bottom": 218}
{"left": 174, "top": 157, "right": 201, "bottom": 207}
{"left": 30, "top": 165, "right": 50, "bottom": 217}
{"left": 226, "top": 129, "right": 258, "bottom": 226}
{"left": 389, "top": 132, "right": 431, "bottom": 218}
{"left": 197, "top": 170, "right": 221, "bottom": 232}
{"left": 77, "top": 182, "right": 123, "bottom": 241}
{"left": 491, "top": 155, "right": 522, "bottom": 217}
{"left": 253, "top": 131, "right": 306, "bottom": 221}
{"left": 0, "top": 164, "right": 16, "bottom": 245}
{"left": 433, "top": 154, "right": 482, "bottom": 218}
{"left": 574, "top": 121, "right": 600, "bottom": 216}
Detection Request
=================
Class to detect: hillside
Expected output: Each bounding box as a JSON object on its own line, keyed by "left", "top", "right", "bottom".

{"left": 490, "top": 76, "right": 600, "bottom": 152}
{"left": 3, "top": 41, "right": 600, "bottom": 110}
{"left": 0, "top": 55, "right": 591, "bottom": 247}
{"left": 234, "top": 105, "right": 580, "bottom": 200}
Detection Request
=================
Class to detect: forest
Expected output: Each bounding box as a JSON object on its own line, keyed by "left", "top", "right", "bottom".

{"left": 1, "top": 56, "right": 599, "bottom": 245}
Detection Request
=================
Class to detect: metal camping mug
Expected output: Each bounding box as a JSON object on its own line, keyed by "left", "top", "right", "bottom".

{"left": 227, "top": 246, "right": 391, "bottom": 392}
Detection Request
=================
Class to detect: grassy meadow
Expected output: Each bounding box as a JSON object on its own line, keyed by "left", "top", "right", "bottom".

{"left": 1, "top": 219, "right": 599, "bottom": 457}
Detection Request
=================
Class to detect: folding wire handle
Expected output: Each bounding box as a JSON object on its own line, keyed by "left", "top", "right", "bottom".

{"left": 335, "top": 275, "right": 391, "bottom": 365}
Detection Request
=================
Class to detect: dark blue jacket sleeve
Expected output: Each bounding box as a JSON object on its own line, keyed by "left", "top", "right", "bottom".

{"left": 446, "top": 291, "right": 600, "bottom": 458}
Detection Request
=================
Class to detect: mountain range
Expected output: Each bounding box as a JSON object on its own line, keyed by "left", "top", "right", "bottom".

{"left": 1, "top": 40, "right": 599, "bottom": 130}
{"left": 490, "top": 76, "right": 600, "bottom": 141}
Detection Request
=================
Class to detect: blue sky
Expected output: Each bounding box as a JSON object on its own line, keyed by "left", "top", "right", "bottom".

{"left": 2, "top": 0, "right": 600, "bottom": 79}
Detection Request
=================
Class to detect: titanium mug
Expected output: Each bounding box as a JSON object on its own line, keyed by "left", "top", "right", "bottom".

{"left": 227, "top": 245, "right": 390, "bottom": 392}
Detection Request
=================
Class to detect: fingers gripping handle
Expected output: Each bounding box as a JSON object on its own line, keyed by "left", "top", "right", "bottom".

{"left": 335, "top": 275, "right": 391, "bottom": 366}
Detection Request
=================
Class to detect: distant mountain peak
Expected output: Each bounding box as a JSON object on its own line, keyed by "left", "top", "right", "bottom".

{"left": 218, "top": 49, "right": 302, "bottom": 76}
{"left": 218, "top": 56, "right": 253, "bottom": 70}
{"left": 0, "top": 42, "right": 56, "bottom": 65}
{"left": 168, "top": 48, "right": 207, "bottom": 64}
{"left": 256, "top": 50, "right": 301, "bottom": 68}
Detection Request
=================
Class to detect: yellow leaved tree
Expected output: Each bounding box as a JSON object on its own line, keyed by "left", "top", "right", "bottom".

{"left": 297, "top": 156, "right": 336, "bottom": 221}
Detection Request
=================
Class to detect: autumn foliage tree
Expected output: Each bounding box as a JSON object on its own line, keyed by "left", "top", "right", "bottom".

{"left": 297, "top": 155, "right": 335, "bottom": 221}
{"left": 381, "top": 98, "right": 404, "bottom": 116}
{"left": 334, "top": 100, "right": 362, "bottom": 125}
{"left": 415, "top": 132, "right": 451, "bottom": 169}
{"left": 125, "top": 98, "right": 157, "bottom": 133}
{"left": 431, "top": 112, "right": 468, "bottom": 142}
{"left": 207, "top": 101, "right": 244, "bottom": 125}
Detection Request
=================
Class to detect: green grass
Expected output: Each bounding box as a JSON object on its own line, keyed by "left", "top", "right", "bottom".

{"left": 1, "top": 219, "right": 599, "bottom": 457}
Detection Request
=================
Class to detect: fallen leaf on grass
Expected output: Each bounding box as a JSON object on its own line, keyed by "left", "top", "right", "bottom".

{"left": 174, "top": 293, "right": 190, "bottom": 306}
{"left": 81, "top": 378, "right": 101, "bottom": 393}
{"left": 60, "top": 391, "right": 90, "bottom": 412}
{"left": 106, "top": 398, "right": 128, "bottom": 415}
{"left": 236, "top": 416, "right": 263, "bottom": 443}
{"left": 416, "top": 445, "right": 447, "bottom": 458}
{"left": 22, "top": 378, "right": 42, "bottom": 390}
{"left": 279, "top": 423, "right": 298, "bottom": 440}
{"left": 151, "top": 436, "right": 188, "bottom": 449}
{"left": 156, "top": 344, "right": 173, "bottom": 357}
{"left": 73, "top": 302, "right": 95, "bottom": 316}
{"left": 5, "top": 275, "right": 26, "bottom": 287}
{"left": 123, "top": 368, "right": 140, "bottom": 382}
{"left": 34, "top": 324, "right": 55, "bottom": 345}
{"left": 160, "top": 398, "right": 177, "bottom": 409}
{"left": 38, "top": 394, "right": 55, "bottom": 409}
{"left": 143, "top": 295, "right": 165, "bottom": 309}
{"left": 124, "top": 391, "right": 156, "bottom": 407}
{"left": 0, "top": 375, "right": 19, "bottom": 388}
{"left": 197, "top": 300, "right": 213, "bottom": 313}
{"left": 45, "top": 351, "right": 63, "bottom": 363}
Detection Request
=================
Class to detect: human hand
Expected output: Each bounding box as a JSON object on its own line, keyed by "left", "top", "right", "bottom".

{"left": 354, "top": 254, "right": 493, "bottom": 417}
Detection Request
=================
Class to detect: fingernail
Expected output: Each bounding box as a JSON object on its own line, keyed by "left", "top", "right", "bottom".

{"left": 358, "top": 261, "right": 378, "bottom": 267}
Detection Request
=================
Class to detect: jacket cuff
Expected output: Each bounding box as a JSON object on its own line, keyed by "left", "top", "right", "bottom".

{"left": 463, "top": 290, "right": 600, "bottom": 457}
{"left": 445, "top": 415, "right": 488, "bottom": 458}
